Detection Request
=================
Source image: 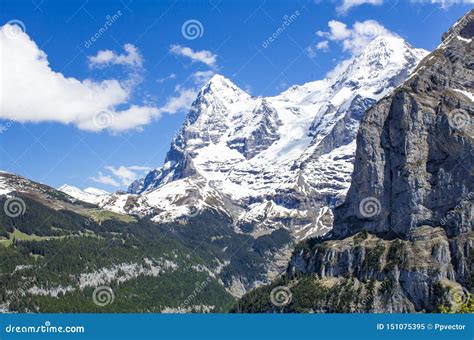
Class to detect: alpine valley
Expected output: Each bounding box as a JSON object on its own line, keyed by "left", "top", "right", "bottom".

{"left": 1, "top": 10, "right": 472, "bottom": 313}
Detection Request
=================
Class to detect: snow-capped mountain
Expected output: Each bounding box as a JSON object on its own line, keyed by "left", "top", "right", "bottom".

{"left": 65, "top": 36, "right": 428, "bottom": 240}
{"left": 58, "top": 185, "right": 110, "bottom": 205}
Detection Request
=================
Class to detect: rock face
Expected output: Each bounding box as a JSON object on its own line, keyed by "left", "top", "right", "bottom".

{"left": 234, "top": 10, "right": 473, "bottom": 314}
{"left": 287, "top": 227, "right": 472, "bottom": 312}
{"left": 235, "top": 224, "right": 472, "bottom": 313}
{"left": 333, "top": 10, "right": 474, "bottom": 240}
{"left": 116, "top": 35, "right": 426, "bottom": 241}
{"left": 270, "top": 10, "right": 473, "bottom": 313}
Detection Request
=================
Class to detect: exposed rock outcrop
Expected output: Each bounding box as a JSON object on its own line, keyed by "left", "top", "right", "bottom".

{"left": 235, "top": 10, "right": 473, "bottom": 313}
{"left": 291, "top": 10, "right": 474, "bottom": 313}
{"left": 333, "top": 10, "right": 473, "bottom": 239}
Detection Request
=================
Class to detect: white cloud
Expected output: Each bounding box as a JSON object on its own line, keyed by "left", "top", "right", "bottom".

{"left": 156, "top": 73, "right": 176, "bottom": 83}
{"left": 128, "top": 165, "right": 152, "bottom": 171}
{"left": 169, "top": 44, "right": 217, "bottom": 67}
{"left": 316, "top": 40, "right": 330, "bottom": 51}
{"left": 337, "top": 0, "right": 384, "bottom": 14}
{"left": 306, "top": 46, "right": 317, "bottom": 58}
{"left": 90, "top": 172, "right": 120, "bottom": 187}
{"left": 317, "top": 21, "right": 351, "bottom": 40}
{"left": 157, "top": 86, "right": 197, "bottom": 115}
{"left": 316, "top": 19, "right": 396, "bottom": 56}
{"left": 192, "top": 70, "right": 216, "bottom": 84}
{"left": 88, "top": 43, "right": 143, "bottom": 68}
{"left": 307, "top": 40, "right": 329, "bottom": 58}
{"left": 91, "top": 165, "right": 151, "bottom": 187}
{"left": 106, "top": 165, "right": 148, "bottom": 185}
{"left": 410, "top": 0, "right": 474, "bottom": 8}
{"left": 76, "top": 106, "right": 160, "bottom": 133}
{"left": 326, "top": 58, "right": 353, "bottom": 79}
{"left": 0, "top": 24, "right": 163, "bottom": 133}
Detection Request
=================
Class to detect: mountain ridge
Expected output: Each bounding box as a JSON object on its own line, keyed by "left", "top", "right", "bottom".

{"left": 235, "top": 9, "right": 473, "bottom": 313}
{"left": 70, "top": 34, "right": 429, "bottom": 242}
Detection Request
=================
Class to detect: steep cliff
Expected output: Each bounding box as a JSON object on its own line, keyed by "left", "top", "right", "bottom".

{"left": 333, "top": 10, "right": 473, "bottom": 239}
{"left": 235, "top": 10, "right": 473, "bottom": 313}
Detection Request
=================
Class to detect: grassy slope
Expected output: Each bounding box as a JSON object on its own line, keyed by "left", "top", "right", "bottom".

{"left": 0, "top": 193, "right": 291, "bottom": 313}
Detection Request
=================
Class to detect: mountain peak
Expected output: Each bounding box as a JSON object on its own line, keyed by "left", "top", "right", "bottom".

{"left": 197, "top": 74, "right": 250, "bottom": 104}
{"left": 207, "top": 74, "right": 232, "bottom": 85}
{"left": 58, "top": 184, "right": 109, "bottom": 205}
{"left": 58, "top": 184, "right": 81, "bottom": 193}
{"left": 326, "top": 34, "right": 428, "bottom": 98}
{"left": 358, "top": 34, "right": 427, "bottom": 62}
{"left": 203, "top": 74, "right": 241, "bottom": 92}
{"left": 333, "top": 9, "right": 473, "bottom": 240}
{"left": 363, "top": 35, "right": 402, "bottom": 53}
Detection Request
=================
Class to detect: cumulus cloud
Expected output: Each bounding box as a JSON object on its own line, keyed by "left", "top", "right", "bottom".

{"left": 0, "top": 25, "right": 198, "bottom": 133}
{"left": 88, "top": 43, "right": 143, "bottom": 68}
{"left": 410, "top": 0, "right": 474, "bottom": 9}
{"left": 90, "top": 172, "right": 121, "bottom": 187}
{"left": 75, "top": 106, "right": 159, "bottom": 133}
{"left": 169, "top": 44, "right": 217, "bottom": 67}
{"left": 316, "top": 19, "right": 396, "bottom": 56}
{"left": 106, "top": 165, "right": 150, "bottom": 185}
{"left": 306, "top": 46, "right": 317, "bottom": 58}
{"left": 91, "top": 165, "right": 151, "bottom": 187}
{"left": 307, "top": 40, "right": 330, "bottom": 58}
{"left": 316, "top": 40, "right": 330, "bottom": 51}
{"left": 317, "top": 20, "right": 351, "bottom": 40}
{"left": 157, "top": 86, "right": 197, "bottom": 115}
{"left": 156, "top": 73, "right": 176, "bottom": 83}
{"left": 192, "top": 70, "right": 216, "bottom": 84}
{"left": 336, "top": 0, "right": 384, "bottom": 14}
{"left": 0, "top": 25, "right": 127, "bottom": 130}
{"left": 326, "top": 58, "right": 353, "bottom": 79}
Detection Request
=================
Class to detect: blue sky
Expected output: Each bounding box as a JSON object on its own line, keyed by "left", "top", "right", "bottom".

{"left": 0, "top": 0, "right": 472, "bottom": 191}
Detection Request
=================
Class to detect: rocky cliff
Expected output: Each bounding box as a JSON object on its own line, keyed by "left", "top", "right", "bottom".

{"left": 235, "top": 10, "right": 473, "bottom": 313}
{"left": 333, "top": 10, "right": 473, "bottom": 240}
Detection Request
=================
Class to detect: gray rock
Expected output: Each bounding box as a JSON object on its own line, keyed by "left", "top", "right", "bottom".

{"left": 281, "top": 10, "right": 474, "bottom": 313}
{"left": 333, "top": 10, "right": 474, "bottom": 239}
